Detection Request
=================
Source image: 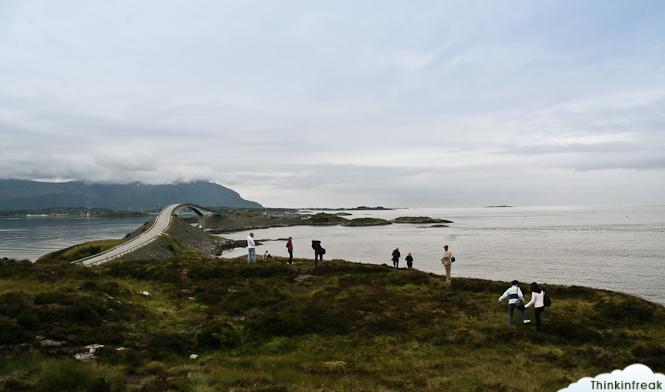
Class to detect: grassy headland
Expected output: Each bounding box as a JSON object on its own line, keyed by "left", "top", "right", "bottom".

{"left": 37, "top": 239, "right": 125, "bottom": 263}
{"left": 1, "top": 255, "right": 663, "bottom": 391}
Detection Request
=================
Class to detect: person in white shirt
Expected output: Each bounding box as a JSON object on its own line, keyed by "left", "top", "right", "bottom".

{"left": 440, "top": 245, "right": 453, "bottom": 286}
{"left": 499, "top": 280, "right": 530, "bottom": 326}
{"left": 247, "top": 233, "right": 256, "bottom": 264}
{"left": 524, "top": 282, "right": 546, "bottom": 331}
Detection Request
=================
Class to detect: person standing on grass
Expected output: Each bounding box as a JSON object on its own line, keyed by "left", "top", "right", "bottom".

{"left": 286, "top": 236, "right": 294, "bottom": 264}
{"left": 499, "top": 280, "right": 530, "bottom": 326}
{"left": 312, "top": 240, "right": 325, "bottom": 267}
{"left": 391, "top": 246, "right": 401, "bottom": 268}
{"left": 246, "top": 233, "right": 256, "bottom": 264}
{"left": 405, "top": 253, "right": 414, "bottom": 269}
{"left": 440, "top": 245, "right": 453, "bottom": 286}
{"left": 524, "top": 282, "right": 546, "bottom": 331}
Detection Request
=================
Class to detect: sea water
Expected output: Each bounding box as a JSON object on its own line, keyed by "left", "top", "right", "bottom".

{"left": 219, "top": 206, "right": 665, "bottom": 305}
{"left": 0, "top": 206, "right": 663, "bottom": 305}
{"left": 0, "top": 217, "right": 150, "bottom": 261}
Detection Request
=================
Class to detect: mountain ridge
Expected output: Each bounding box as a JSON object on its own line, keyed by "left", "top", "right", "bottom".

{"left": 0, "top": 179, "right": 262, "bottom": 210}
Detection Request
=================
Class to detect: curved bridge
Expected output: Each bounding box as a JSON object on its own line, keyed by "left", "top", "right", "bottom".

{"left": 74, "top": 203, "right": 217, "bottom": 266}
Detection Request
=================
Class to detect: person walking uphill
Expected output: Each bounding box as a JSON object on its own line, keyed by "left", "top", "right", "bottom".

{"left": 286, "top": 237, "right": 294, "bottom": 264}
{"left": 247, "top": 233, "right": 256, "bottom": 264}
{"left": 525, "top": 282, "right": 546, "bottom": 331}
{"left": 391, "top": 247, "right": 401, "bottom": 268}
{"left": 499, "top": 280, "right": 530, "bottom": 326}
{"left": 441, "top": 245, "right": 454, "bottom": 286}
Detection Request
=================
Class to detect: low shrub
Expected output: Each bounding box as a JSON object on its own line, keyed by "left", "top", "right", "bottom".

{"left": 35, "top": 360, "right": 123, "bottom": 392}
{"left": 79, "top": 281, "right": 128, "bottom": 297}
{"left": 146, "top": 332, "right": 193, "bottom": 359}
{"left": 631, "top": 344, "right": 665, "bottom": 370}
{"left": 597, "top": 297, "right": 661, "bottom": 323}
{"left": 0, "top": 291, "right": 33, "bottom": 318}
{"left": 0, "top": 315, "right": 27, "bottom": 345}
{"left": 540, "top": 318, "right": 604, "bottom": 344}
{"left": 16, "top": 307, "right": 41, "bottom": 329}
{"left": 196, "top": 321, "right": 249, "bottom": 350}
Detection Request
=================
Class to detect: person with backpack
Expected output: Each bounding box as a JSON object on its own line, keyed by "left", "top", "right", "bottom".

{"left": 391, "top": 247, "right": 401, "bottom": 268}
{"left": 311, "top": 240, "right": 325, "bottom": 267}
{"left": 286, "top": 236, "right": 294, "bottom": 264}
{"left": 525, "top": 282, "right": 549, "bottom": 331}
{"left": 499, "top": 280, "right": 530, "bottom": 326}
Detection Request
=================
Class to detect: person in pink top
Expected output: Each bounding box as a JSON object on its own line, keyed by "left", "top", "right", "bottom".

{"left": 286, "top": 237, "right": 294, "bottom": 264}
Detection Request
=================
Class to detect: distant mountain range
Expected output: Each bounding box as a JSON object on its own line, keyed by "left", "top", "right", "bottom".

{"left": 0, "top": 180, "right": 262, "bottom": 210}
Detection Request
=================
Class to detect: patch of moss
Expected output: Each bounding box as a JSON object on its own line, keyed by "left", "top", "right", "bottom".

{"left": 38, "top": 239, "right": 125, "bottom": 263}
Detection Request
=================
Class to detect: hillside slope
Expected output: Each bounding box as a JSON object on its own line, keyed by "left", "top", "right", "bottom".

{"left": 0, "top": 179, "right": 261, "bottom": 210}
{"left": 0, "top": 256, "right": 663, "bottom": 391}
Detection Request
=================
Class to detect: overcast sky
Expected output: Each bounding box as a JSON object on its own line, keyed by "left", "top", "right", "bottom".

{"left": 1, "top": 1, "right": 664, "bottom": 207}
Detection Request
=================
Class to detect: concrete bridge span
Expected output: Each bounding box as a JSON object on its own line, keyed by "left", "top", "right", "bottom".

{"left": 74, "top": 203, "right": 217, "bottom": 266}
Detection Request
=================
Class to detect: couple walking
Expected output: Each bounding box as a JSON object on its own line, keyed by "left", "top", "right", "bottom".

{"left": 499, "top": 280, "right": 549, "bottom": 331}
{"left": 390, "top": 247, "right": 413, "bottom": 269}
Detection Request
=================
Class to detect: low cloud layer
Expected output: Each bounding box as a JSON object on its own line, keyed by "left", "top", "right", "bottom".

{"left": 1, "top": 1, "right": 664, "bottom": 207}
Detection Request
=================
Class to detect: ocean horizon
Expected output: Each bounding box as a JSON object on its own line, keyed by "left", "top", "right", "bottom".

{"left": 1, "top": 205, "right": 663, "bottom": 305}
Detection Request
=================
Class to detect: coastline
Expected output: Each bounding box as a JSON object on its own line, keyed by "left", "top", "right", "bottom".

{"left": 3, "top": 206, "right": 665, "bottom": 305}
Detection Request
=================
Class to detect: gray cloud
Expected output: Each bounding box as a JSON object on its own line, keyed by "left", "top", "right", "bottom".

{"left": 1, "top": 1, "right": 665, "bottom": 206}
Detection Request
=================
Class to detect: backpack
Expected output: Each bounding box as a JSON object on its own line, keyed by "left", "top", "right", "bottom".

{"left": 544, "top": 292, "right": 552, "bottom": 307}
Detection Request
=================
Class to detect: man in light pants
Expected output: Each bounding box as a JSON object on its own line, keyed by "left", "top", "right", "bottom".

{"left": 441, "top": 245, "right": 453, "bottom": 286}
{"left": 247, "top": 233, "right": 256, "bottom": 263}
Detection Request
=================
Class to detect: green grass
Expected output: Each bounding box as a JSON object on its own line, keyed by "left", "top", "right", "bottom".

{"left": 38, "top": 239, "right": 125, "bottom": 262}
{"left": 0, "top": 256, "right": 663, "bottom": 391}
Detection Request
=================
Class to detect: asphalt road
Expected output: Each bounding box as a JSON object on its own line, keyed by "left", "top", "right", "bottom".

{"left": 77, "top": 203, "right": 180, "bottom": 266}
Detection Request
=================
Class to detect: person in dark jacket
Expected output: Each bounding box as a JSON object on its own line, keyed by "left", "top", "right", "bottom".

{"left": 286, "top": 237, "right": 294, "bottom": 264}
{"left": 524, "top": 282, "right": 546, "bottom": 331}
{"left": 405, "top": 253, "right": 414, "bottom": 269}
{"left": 391, "top": 247, "right": 401, "bottom": 268}
{"left": 311, "top": 240, "right": 325, "bottom": 266}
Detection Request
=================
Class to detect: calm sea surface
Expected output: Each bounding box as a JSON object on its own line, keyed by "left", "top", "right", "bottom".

{"left": 1, "top": 206, "right": 663, "bottom": 305}
{"left": 219, "top": 206, "right": 665, "bottom": 305}
{"left": 0, "top": 217, "right": 151, "bottom": 261}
